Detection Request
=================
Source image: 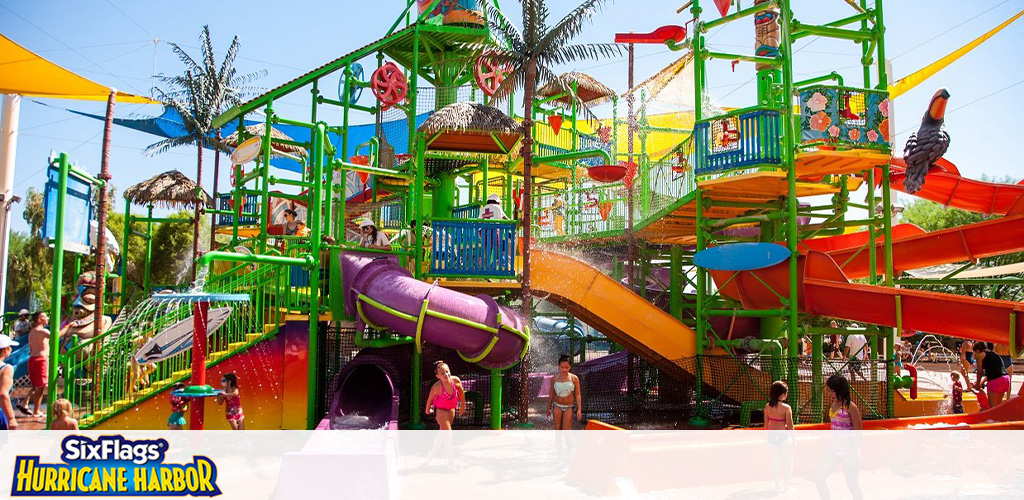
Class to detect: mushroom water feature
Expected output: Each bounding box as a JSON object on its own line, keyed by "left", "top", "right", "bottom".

{"left": 138, "top": 269, "right": 250, "bottom": 430}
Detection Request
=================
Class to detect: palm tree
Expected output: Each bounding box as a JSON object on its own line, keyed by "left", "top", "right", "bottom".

{"left": 480, "top": 0, "right": 622, "bottom": 423}
{"left": 146, "top": 26, "right": 264, "bottom": 277}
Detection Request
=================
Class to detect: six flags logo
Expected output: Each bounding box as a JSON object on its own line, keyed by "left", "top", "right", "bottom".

{"left": 12, "top": 436, "right": 221, "bottom": 497}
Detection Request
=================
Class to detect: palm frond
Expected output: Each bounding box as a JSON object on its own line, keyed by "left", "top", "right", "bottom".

{"left": 143, "top": 135, "right": 197, "bottom": 157}
{"left": 537, "top": 0, "right": 615, "bottom": 55}
{"left": 201, "top": 26, "right": 217, "bottom": 80}
{"left": 481, "top": 1, "right": 524, "bottom": 48}
{"left": 218, "top": 35, "right": 241, "bottom": 82}
{"left": 540, "top": 42, "right": 623, "bottom": 66}
{"left": 166, "top": 41, "right": 202, "bottom": 75}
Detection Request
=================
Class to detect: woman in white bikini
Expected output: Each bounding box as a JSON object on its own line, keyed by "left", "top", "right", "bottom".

{"left": 547, "top": 354, "right": 582, "bottom": 429}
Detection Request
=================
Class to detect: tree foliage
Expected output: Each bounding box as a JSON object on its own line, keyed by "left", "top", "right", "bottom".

{"left": 4, "top": 188, "right": 209, "bottom": 310}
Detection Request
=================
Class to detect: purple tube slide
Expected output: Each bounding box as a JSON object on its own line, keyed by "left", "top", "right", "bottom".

{"left": 341, "top": 252, "right": 529, "bottom": 370}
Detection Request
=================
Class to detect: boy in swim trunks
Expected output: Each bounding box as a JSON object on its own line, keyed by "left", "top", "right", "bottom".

{"left": 27, "top": 312, "right": 50, "bottom": 417}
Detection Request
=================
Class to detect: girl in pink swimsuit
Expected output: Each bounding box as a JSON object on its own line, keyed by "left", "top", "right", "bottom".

{"left": 815, "top": 374, "right": 863, "bottom": 500}
{"left": 764, "top": 381, "right": 794, "bottom": 493}
{"left": 424, "top": 361, "right": 465, "bottom": 430}
{"left": 423, "top": 361, "right": 465, "bottom": 471}
{"left": 216, "top": 373, "right": 244, "bottom": 430}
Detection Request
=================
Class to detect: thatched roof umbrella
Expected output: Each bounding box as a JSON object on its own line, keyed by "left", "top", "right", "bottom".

{"left": 123, "top": 170, "right": 213, "bottom": 209}
{"left": 539, "top": 71, "right": 616, "bottom": 105}
{"left": 220, "top": 123, "right": 307, "bottom": 157}
{"left": 418, "top": 102, "right": 521, "bottom": 155}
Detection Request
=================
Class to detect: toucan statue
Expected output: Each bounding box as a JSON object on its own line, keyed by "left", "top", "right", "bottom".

{"left": 902, "top": 88, "right": 951, "bottom": 194}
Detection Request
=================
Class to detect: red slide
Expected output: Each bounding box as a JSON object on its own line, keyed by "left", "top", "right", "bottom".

{"left": 709, "top": 251, "right": 1024, "bottom": 352}
{"left": 797, "top": 158, "right": 1024, "bottom": 278}
{"left": 800, "top": 215, "right": 1024, "bottom": 279}
{"left": 796, "top": 395, "right": 1024, "bottom": 430}
{"left": 881, "top": 158, "right": 1024, "bottom": 215}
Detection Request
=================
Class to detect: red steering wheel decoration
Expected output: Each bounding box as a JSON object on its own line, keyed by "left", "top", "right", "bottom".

{"left": 474, "top": 52, "right": 512, "bottom": 97}
{"left": 370, "top": 62, "right": 408, "bottom": 111}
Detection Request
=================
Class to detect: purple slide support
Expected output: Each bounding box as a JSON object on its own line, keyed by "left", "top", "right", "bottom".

{"left": 341, "top": 252, "right": 529, "bottom": 370}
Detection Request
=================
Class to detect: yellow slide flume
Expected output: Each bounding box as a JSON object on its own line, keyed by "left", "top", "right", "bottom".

{"left": 531, "top": 249, "right": 771, "bottom": 401}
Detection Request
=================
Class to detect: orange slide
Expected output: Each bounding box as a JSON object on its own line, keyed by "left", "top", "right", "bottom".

{"left": 709, "top": 250, "right": 1024, "bottom": 352}
{"left": 530, "top": 249, "right": 774, "bottom": 402}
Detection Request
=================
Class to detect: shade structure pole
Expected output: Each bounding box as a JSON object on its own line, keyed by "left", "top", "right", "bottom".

{"left": 0, "top": 94, "right": 21, "bottom": 316}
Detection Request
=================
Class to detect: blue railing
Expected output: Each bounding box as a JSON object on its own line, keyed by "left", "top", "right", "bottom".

{"left": 452, "top": 204, "right": 481, "bottom": 219}
{"left": 216, "top": 193, "right": 261, "bottom": 226}
{"left": 378, "top": 200, "right": 404, "bottom": 229}
{"left": 694, "top": 108, "right": 782, "bottom": 175}
{"left": 429, "top": 219, "right": 517, "bottom": 278}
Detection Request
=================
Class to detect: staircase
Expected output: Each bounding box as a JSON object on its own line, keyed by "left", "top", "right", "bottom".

{"left": 66, "top": 261, "right": 291, "bottom": 429}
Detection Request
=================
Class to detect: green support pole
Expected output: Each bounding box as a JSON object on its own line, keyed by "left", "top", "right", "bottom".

{"left": 47, "top": 152, "right": 70, "bottom": 427}
{"left": 120, "top": 198, "right": 131, "bottom": 304}
{"left": 780, "top": 0, "right": 800, "bottom": 419}
{"left": 691, "top": 0, "right": 709, "bottom": 427}
{"left": 306, "top": 123, "right": 326, "bottom": 429}
{"left": 670, "top": 246, "right": 683, "bottom": 321}
{"left": 260, "top": 103, "right": 274, "bottom": 254}
{"left": 414, "top": 135, "right": 426, "bottom": 279}
{"left": 433, "top": 172, "right": 456, "bottom": 219}
{"left": 490, "top": 369, "right": 503, "bottom": 430}
{"left": 812, "top": 332, "right": 822, "bottom": 421}
{"left": 411, "top": 349, "right": 424, "bottom": 429}
{"left": 144, "top": 205, "right": 154, "bottom": 296}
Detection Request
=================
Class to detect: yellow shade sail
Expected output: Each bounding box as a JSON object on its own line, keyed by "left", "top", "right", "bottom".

{"left": 888, "top": 8, "right": 1024, "bottom": 100}
{"left": 0, "top": 34, "right": 157, "bottom": 104}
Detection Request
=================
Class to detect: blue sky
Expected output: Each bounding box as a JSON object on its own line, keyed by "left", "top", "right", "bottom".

{"left": 2, "top": 0, "right": 1022, "bottom": 234}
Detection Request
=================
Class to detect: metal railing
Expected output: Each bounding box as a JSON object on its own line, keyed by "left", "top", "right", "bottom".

{"left": 376, "top": 199, "right": 405, "bottom": 229}
{"left": 694, "top": 107, "right": 783, "bottom": 176}
{"left": 429, "top": 219, "right": 518, "bottom": 278}
{"left": 452, "top": 203, "right": 481, "bottom": 219}
{"left": 533, "top": 182, "right": 628, "bottom": 241}
{"left": 216, "top": 193, "right": 261, "bottom": 226}
{"left": 63, "top": 260, "right": 284, "bottom": 428}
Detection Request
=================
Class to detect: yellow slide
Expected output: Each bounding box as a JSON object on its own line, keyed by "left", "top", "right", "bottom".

{"left": 531, "top": 249, "right": 772, "bottom": 402}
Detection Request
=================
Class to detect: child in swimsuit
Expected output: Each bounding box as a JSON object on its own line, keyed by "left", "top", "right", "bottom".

{"left": 50, "top": 398, "right": 78, "bottom": 430}
{"left": 168, "top": 382, "right": 188, "bottom": 430}
{"left": 547, "top": 354, "right": 582, "bottom": 429}
{"left": 950, "top": 372, "right": 964, "bottom": 414}
{"left": 216, "top": 373, "right": 244, "bottom": 430}
{"left": 423, "top": 361, "right": 464, "bottom": 470}
{"left": 815, "top": 374, "right": 863, "bottom": 500}
{"left": 764, "top": 381, "right": 794, "bottom": 493}
{"left": 424, "top": 361, "right": 465, "bottom": 430}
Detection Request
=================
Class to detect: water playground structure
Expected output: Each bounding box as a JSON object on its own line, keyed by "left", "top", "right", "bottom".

{"left": 17, "top": 0, "right": 1024, "bottom": 431}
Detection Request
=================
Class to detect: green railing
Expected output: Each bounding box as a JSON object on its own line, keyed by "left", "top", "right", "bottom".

{"left": 533, "top": 134, "right": 700, "bottom": 242}
{"left": 634, "top": 135, "right": 699, "bottom": 229}
{"left": 63, "top": 260, "right": 284, "bottom": 428}
{"left": 533, "top": 181, "right": 627, "bottom": 241}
